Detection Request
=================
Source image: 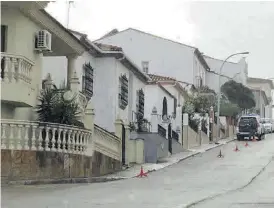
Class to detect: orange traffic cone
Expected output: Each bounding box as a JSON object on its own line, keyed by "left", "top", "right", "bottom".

{"left": 136, "top": 166, "right": 148, "bottom": 178}
{"left": 245, "top": 142, "right": 249, "bottom": 147}
{"left": 234, "top": 145, "right": 239, "bottom": 152}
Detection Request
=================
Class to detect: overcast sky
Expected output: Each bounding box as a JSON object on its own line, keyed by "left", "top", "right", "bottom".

{"left": 46, "top": 0, "right": 274, "bottom": 79}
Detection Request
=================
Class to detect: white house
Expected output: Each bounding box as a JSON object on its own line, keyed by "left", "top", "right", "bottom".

{"left": 42, "top": 30, "right": 150, "bottom": 133}
{"left": 95, "top": 28, "right": 210, "bottom": 88}
{"left": 145, "top": 74, "right": 190, "bottom": 144}
{"left": 1, "top": 1, "right": 86, "bottom": 120}
{"left": 247, "top": 77, "right": 274, "bottom": 118}
{"left": 204, "top": 55, "right": 248, "bottom": 93}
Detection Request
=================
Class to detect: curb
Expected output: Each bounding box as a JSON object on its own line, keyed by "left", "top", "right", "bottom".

{"left": 6, "top": 176, "right": 126, "bottom": 186}
{"left": 129, "top": 138, "right": 236, "bottom": 179}
{"left": 4, "top": 138, "right": 236, "bottom": 186}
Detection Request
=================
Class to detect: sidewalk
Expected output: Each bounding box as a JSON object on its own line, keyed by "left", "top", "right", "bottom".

{"left": 5, "top": 137, "right": 236, "bottom": 185}
{"left": 99, "top": 137, "right": 236, "bottom": 180}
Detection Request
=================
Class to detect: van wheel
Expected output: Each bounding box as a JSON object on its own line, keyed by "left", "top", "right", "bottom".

{"left": 258, "top": 134, "right": 263, "bottom": 141}
{"left": 237, "top": 135, "right": 243, "bottom": 141}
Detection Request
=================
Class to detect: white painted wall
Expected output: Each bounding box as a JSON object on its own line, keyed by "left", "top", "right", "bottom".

{"left": 42, "top": 52, "right": 146, "bottom": 132}
{"left": 96, "top": 29, "right": 206, "bottom": 86}
{"left": 247, "top": 82, "right": 272, "bottom": 99}
{"left": 204, "top": 56, "right": 248, "bottom": 93}
{"left": 144, "top": 84, "right": 174, "bottom": 121}
{"left": 1, "top": 7, "right": 44, "bottom": 120}
{"left": 247, "top": 81, "right": 273, "bottom": 119}
{"left": 161, "top": 84, "right": 185, "bottom": 107}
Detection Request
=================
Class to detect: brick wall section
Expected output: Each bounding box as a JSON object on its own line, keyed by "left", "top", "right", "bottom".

{"left": 1, "top": 150, "right": 121, "bottom": 182}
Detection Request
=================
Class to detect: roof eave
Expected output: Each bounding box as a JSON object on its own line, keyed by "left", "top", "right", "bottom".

{"left": 194, "top": 49, "right": 210, "bottom": 71}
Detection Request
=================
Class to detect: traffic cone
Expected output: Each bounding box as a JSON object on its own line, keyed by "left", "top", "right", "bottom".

{"left": 245, "top": 142, "right": 249, "bottom": 147}
{"left": 217, "top": 149, "right": 224, "bottom": 158}
{"left": 136, "top": 166, "right": 148, "bottom": 178}
{"left": 234, "top": 145, "right": 239, "bottom": 152}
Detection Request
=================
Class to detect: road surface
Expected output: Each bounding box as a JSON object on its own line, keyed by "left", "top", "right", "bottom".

{"left": 2, "top": 134, "right": 274, "bottom": 208}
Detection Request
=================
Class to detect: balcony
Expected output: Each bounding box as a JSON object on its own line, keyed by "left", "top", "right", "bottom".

{"left": 1, "top": 52, "right": 36, "bottom": 107}
{"left": 1, "top": 119, "right": 92, "bottom": 154}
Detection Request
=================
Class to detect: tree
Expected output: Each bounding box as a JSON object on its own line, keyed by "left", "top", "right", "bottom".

{"left": 221, "top": 80, "right": 255, "bottom": 110}
{"left": 36, "top": 88, "right": 84, "bottom": 127}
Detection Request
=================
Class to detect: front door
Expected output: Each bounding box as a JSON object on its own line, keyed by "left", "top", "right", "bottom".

{"left": 122, "top": 124, "right": 126, "bottom": 165}
{"left": 168, "top": 123, "right": 172, "bottom": 154}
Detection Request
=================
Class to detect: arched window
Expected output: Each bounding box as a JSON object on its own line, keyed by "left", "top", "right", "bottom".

{"left": 162, "top": 97, "right": 167, "bottom": 119}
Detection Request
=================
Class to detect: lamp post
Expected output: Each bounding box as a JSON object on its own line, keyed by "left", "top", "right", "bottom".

{"left": 216, "top": 52, "right": 249, "bottom": 142}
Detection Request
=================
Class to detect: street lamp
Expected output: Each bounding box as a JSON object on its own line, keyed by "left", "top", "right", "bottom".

{"left": 216, "top": 51, "right": 249, "bottom": 142}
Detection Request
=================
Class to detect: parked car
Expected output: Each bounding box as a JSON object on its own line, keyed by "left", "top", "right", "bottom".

{"left": 236, "top": 114, "right": 265, "bottom": 140}
{"left": 260, "top": 118, "right": 273, "bottom": 134}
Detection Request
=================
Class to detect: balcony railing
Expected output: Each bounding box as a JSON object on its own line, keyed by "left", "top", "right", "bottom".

{"left": 172, "top": 130, "right": 179, "bottom": 142}
{"left": 1, "top": 119, "right": 92, "bottom": 154}
{"left": 1, "top": 52, "right": 34, "bottom": 85}
{"left": 158, "top": 124, "right": 166, "bottom": 138}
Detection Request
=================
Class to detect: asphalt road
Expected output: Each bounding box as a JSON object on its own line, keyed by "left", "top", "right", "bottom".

{"left": 2, "top": 134, "right": 274, "bottom": 208}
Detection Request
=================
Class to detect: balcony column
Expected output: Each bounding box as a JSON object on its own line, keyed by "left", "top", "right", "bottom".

{"left": 70, "top": 69, "right": 80, "bottom": 93}
{"left": 67, "top": 54, "right": 78, "bottom": 89}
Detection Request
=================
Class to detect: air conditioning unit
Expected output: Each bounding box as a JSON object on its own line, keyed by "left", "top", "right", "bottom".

{"left": 35, "top": 30, "right": 52, "bottom": 51}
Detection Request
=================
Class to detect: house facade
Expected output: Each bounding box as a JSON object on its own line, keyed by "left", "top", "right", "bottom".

{"left": 1, "top": 1, "right": 126, "bottom": 182}
{"left": 1, "top": 1, "right": 86, "bottom": 120}
{"left": 247, "top": 77, "right": 274, "bottom": 118}
{"left": 204, "top": 55, "right": 248, "bottom": 93}
{"left": 42, "top": 30, "right": 150, "bottom": 133}
{"left": 95, "top": 28, "right": 210, "bottom": 88}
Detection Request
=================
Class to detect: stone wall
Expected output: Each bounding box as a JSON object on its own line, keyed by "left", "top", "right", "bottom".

{"left": 92, "top": 151, "right": 121, "bottom": 177}
{"left": 1, "top": 149, "right": 121, "bottom": 183}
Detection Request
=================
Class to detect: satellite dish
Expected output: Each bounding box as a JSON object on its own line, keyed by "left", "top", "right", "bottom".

{"left": 63, "top": 90, "right": 75, "bottom": 101}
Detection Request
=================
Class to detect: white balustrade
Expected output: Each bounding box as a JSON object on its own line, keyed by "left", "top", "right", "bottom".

{"left": 94, "top": 125, "right": 121, "bottom": 161}
{"left": 1, "top": 119, "right": 92, "bottom": 155}
{"left": 1, "top": 52, "right": 34, "bottom": 84}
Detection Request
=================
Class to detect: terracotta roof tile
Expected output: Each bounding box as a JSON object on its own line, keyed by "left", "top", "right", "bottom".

{"left": 93, "top": 42, "right": 122, "bottom": 52}
{"left": 148, "top": 74, "right": 176, "bottom": 82}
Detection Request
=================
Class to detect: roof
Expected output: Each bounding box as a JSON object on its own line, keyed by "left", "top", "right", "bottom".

{"left": 247, "top": 77, "right": 274, "bottom": 89}
{"left": 100, "top": 29, "right": 119, "bottom": 39}
{"left": 194, "top": 50, "right": 210, "bottom": 71}
{"left": 96, "top": 28, "right": 197, "bottom": 50}
{"left": 97, "top": 28, "right": 210, "bottom": 71}
{"left": 147, "top": 74, "right": 193, "bottom": 98}
{"left": 157, "top": 83, "right": 175, "bottom": 99}
{"left": 148, "top": 74, "right": 193, "bottom": 85}
{"left": 203, "top": 54, "right": 238, "bottom": 65}
{"left": 69, "top": 29, "right": 150, "bottom": 82}
{"left": 68, "top": 29, "right": 88, "bottom": 38}
{"left": 40, "top": 9, "right": 86, "bottom": 52}
{"left": 148, "top": 74, "right": 176, "bottom": 82}
{"left": 93, "top": 43, "right": 123, "bottom": 52}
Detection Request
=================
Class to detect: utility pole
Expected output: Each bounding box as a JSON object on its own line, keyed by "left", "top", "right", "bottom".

{"left": 66, "top": 1, "right": 74, "bottom": 29}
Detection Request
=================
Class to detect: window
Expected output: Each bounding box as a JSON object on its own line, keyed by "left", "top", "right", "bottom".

{"left": 1, "top": 25, "right": 7, "bottom": 79}
{"left": 137, "top": 89, "right": 145, "bottom": 117}
{"left": 82, "top": 62, "right": 94, "bottom": 101}
{"left": 196, "top": 76, "right": 203, "bottom": 88}
{"left": 173, "top": 98, "right": 177, "bottom": 118}
{"left": 1, "top": 25, "right": 7, "bottom": 52}
{"left": 141, "top": 61, "right": 149, "bottom": 73}
{"left": 119, "top": 74, "right": 129, "bottom": 110}
{"left": 162, "top": 97, "right": 167, "bottom": 119}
